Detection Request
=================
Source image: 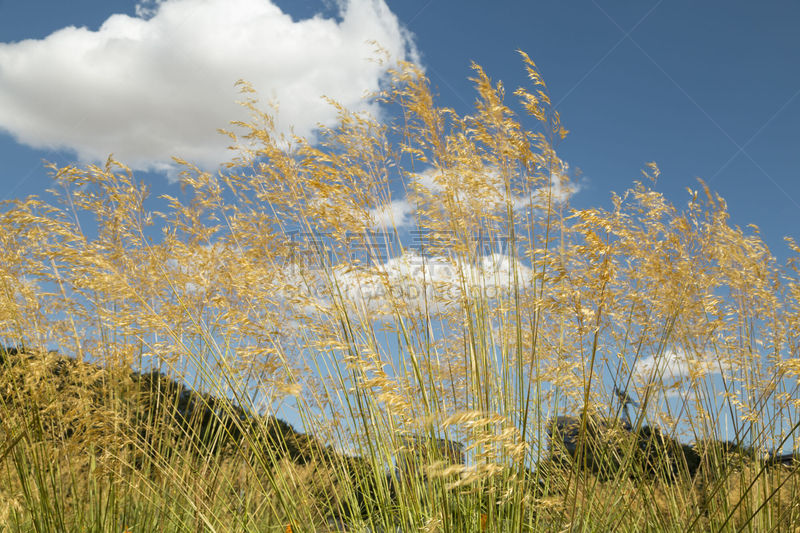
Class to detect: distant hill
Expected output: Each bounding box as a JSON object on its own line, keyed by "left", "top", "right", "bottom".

{"left": 0, "top": 346, "right": 332, "bottom": 465}
{"left": 0, "top": 346, "right": 393, "bottom": 521}
{"left": 546, "top": 412, "right": 796, "bottom": 481}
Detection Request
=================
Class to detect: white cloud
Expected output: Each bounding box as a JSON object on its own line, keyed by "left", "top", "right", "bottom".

{"left": 368, "top": 198, "right": 414, "bottom": 229}
{"left": 632, "top": 349, "right": 731, "bottom": 386}
{"left": 320, "top": 250, "right": 532, "bottom": 317}
{"left": 410, "top": 161, "right": 579, "bottom": 213}
{"left": 0, "top": 0, "right": 415, "bottom": 175}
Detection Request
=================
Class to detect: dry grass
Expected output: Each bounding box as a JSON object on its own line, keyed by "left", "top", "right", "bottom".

{"left": 1, "top": 52, "right": 799, "bottom": 531}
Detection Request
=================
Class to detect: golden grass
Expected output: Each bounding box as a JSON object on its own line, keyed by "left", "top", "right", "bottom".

{"left": 1, "top": 52, "right": 799, "bottom": 531}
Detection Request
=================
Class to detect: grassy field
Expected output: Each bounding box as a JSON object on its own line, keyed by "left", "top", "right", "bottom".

{"left": 1, "top": 54, "right": 799, "bottom": 531}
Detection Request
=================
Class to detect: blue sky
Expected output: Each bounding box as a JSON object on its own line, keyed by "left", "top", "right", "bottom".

{"left": 402, "top": 1, "right": 800, "bottom": 263}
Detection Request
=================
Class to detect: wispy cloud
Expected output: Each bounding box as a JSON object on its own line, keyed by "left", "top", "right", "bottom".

{"left": 632, "top": 349, "right": 731, "bottom": 386}
{"left": 282, "top": 249, "right": 531, "bottom": 319}
{"left": 368, "top": 198, "right": 414, "bottom": 229}
{"left": 0, "top": 0, "right": 415, "bottom": 175}
{"left": 410, "top": 161, "right": 580, "bottom": 213}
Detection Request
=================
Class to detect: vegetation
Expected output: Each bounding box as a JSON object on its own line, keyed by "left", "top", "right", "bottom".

{"left": 1, "top": 53, "right": 799, "bottom": 531}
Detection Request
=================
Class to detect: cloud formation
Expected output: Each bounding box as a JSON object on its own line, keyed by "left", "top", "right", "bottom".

{"left": 368, "top": 198, "right": 414, "bottom": 229}
{"left": 632, "top": 349, "right": 731, "bottom": 386}
{"left": 410, "top": 161, "right": 580, "bottom": 213}
{"left": 0, "top": 0, "right": 415, "bottom": 175}
{"left": 295, "top": 250, "right": 533, "bottom": 318}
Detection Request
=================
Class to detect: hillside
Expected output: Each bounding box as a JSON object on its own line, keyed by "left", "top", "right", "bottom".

{"left": 0, "top": 346, "right": 391, "bottom": 529}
